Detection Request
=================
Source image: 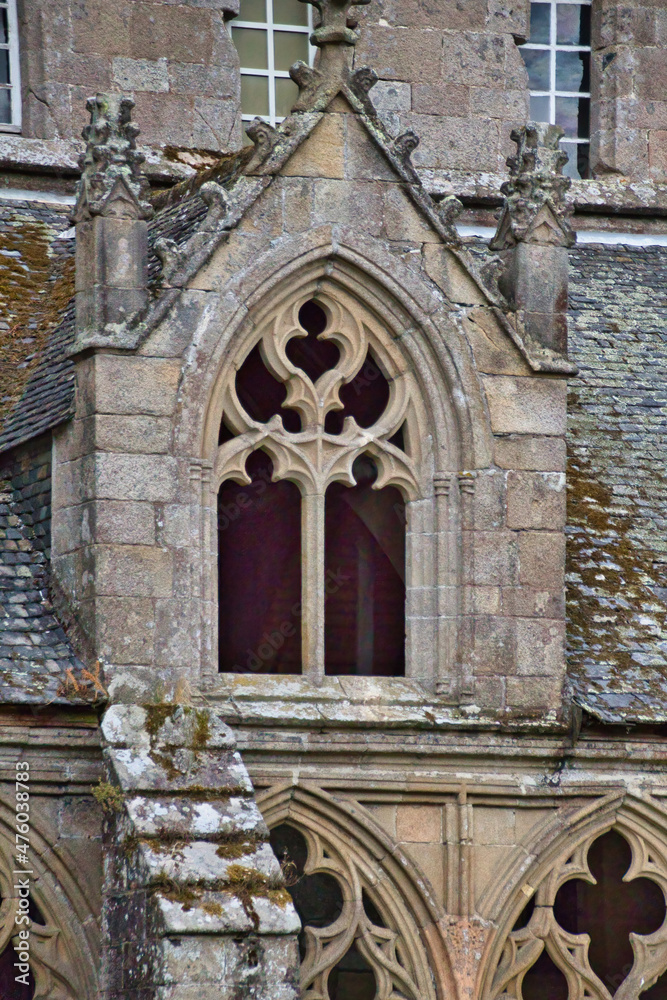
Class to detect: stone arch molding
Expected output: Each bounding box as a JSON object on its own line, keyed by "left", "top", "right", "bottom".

{"left": 0, "top": 799, "right": 98, "bottom": 999}
{"left": 177, "top": 228, "right": 493, "bottom": 471}
{"left": 257, "top": 783, "right": 456, "bottom": 1000}
{"left": 480, "top": 793, "right": 667, "bottom": 1000}
{"left": 179, "top": 233, "right": 493, "bottom": 691}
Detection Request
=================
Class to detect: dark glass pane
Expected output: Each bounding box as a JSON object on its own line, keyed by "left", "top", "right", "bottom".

{"left": 554, "top": 831, "right": 666, "bottom": 993}
{"left": 328, "top": 942, "right": 376, "bottom": 1000}
{"left": 362, "top": 890, "right": 385, "bottom": 927}
{"left": 0, "top": 943, "right": 34, "bottom": 1000}
{"left": 274, "top": 0, "right": 309, "bottom": 25}
{"left": 555, "top": 96, "right": 585, "bottom": 137}
{"left": 521, "top": 48, "right": 550, "bottom": 91}
{"left": 274, "top": 30, "right": 309, "bottom": 71}
{"left": 286, "top": 300, "right": 340, "bottom": 383}
{"left": 325, "top": 351, "right": 390, "bottom": 435}
{"left": 0, "top": 50, "right": 9, "bottom": 86}
{"left": 239, "top": 0, "right": 266, "bottom": 20}
{"left": 233, "top": 26, "right": 268, "bottom": 69}
{"left": 234, "top": 342, "right": 301, "bottom": 432}
{"left": 270, "top": 823, "right": 344, "bottom": 963}
{"left": 270, "top": 823, "right": 308, "bottom": 877}
{"left": 512, "top": 892, "right": 535, "bottom": 931}
{"left": 275, "top": 76, "right": 299, "bottom": 118}
{"left": 530, "top": 94, "right": 551, "bottom": 123}
{"left": 557, "top": 3, "right": 590, "bottom": 45}
{"left": 0, "top": 88, "right": 11, "bottom": 124}
{"left": 576, "top": 141, "right": 590, "bottom": 179}
{"left": 325, "top": 456, "right": 405, "bottom": 677}
{"left": 556, "top": 50, "right": 588, "bottom": 92}
{"left": 529, "top": 3, "right": 551, "bottom": 44}
{"left": 240, "top": 75, "right": 270, "bottom": 117}
{"left": 521, "top": 947, "right": 568, "bottom": 1000}
{"left": 218, "top": 450, "right": 302, "bottom": 674}
{"left": 0, "top": 10, "right": 8, "bottom": 45}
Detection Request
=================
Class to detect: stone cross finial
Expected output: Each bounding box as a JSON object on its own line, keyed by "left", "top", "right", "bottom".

{"left": 72, "top": 93, "right": 153, "bottom": 224}
{"left": 490, "top": 122, "right": 574, "bottom": 250}
{"left": 299, "top": 0, "right": 370, "bottom": 48}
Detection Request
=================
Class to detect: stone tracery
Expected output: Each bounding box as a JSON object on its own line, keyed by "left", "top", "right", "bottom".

{"left": 488, "top": 821, "right": 667, "bottom": 1000}
{"left": 259, "top": 785, "right": 442, "bottom": 1000}
{"left": 215, "top": 283, "right": 424, "bottom": 681}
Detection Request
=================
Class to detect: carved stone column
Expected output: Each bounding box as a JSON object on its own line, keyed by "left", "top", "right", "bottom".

{"left": 491, "top": 122, "right": 575, "bottom": 358}
{"left": 72, "top": 93, "right": 153, "bottom": 354}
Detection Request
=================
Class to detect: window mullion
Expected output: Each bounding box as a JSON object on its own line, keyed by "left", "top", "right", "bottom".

{"left": 267, "top": 0, "right": 276, "bottom": 126}
{"left": 302, "top": 491, "right": 326, "bottom": 684}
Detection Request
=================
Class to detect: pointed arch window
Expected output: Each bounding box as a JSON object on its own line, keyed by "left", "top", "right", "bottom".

{"left": 216, "top": 289, "right": 421, "bottom": 680}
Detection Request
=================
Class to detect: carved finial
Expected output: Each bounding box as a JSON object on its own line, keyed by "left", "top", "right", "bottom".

{"left": 299, "top": 0, "right": 371, "bottom": 48}
{"left": 286, "top": 0, "right": 370, "bottom": 108}
{"left": 72, "top": 93, "right": 153, "bottom": 224}
{"left": 490, "top": 122, "right": 574, "bottom": 250}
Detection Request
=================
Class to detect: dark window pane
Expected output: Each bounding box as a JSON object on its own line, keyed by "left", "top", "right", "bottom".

{"left": 521, "top": 947, "right": 568, "bottom": 1000}
{"left": 530, "top": 94, "right": 551, "bottom": 123}
{"left": 557, "top": 3, "right": 590, "bottom": 45}
{"left": 239, "top": 0, "right": 266, "bottom": 21}
{"left": 554, "top": 831, "right": 666, "bottom": 993}
{"left": 325, "top": 456, "right": 405, "bottom": 677}
{"left": 270, "top": 823, "right": 345, "bottom": 963}
{"left": 521, "top": 48, "right": 551, "bottom": 91}
{"left": 556, "top": 49, "right": 588, "bottom": 92}
{"left": 560, "top": 140, "right": 588, "bottom": 178}
{"left": 234, "top": 342, "right": 301, "bottom": 432}
{"left": 557, "top": 3, "right": 579, "bottom": 44}
{"left": 0, "top": 50, "right": 9, "bottom": 86}
{"left": 218, "top": 450, "right": 302, "bottom": 674}
{"left": 275, "top": 76, "right": 299, "bottom": 117}
{"left": 274, "top": 0, "right": 309, "bottom": 25}
{"left": 233, "top": 26, "right": 268, "bottom": 69}
{"left": 325, "top": 351, "right": 390, "bottom": 435}
{"left": 328, "top": 942, "right": 376, "bottom": 1000}
{"left": 0, "top": 10, "right": 8, "bottom": 45}
{"left": 241, "top": 75, "right": 270, "bottom": 117}
{"left": 529, "top": 3, "right": 551, "bottom": 44}
{"left": 555, "top": 96, "right": 581, "bottom": 137}
{"left": 286, "top": 300, "right": 339, "bottom": 383}
{"left": 0, "top": 88, "right": 11, "bottom": 124}
{"left": 274, "top": 29, "right": 309, "bottom": 71}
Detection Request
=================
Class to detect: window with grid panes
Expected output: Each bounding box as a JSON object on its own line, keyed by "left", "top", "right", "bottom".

{"left": 0, "top": 0, "right": 20, "bottom": 131}
{"left": 520, "top": 1, "right": 591, "bottom": 179}
{"left": 232, "top": 0, "right": 314, "bottom": 128}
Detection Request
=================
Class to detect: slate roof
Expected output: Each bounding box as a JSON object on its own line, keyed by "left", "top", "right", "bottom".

{"left": 0, "top": 472, "right": 98, "bottom": 706}
{"left": 566, "top": 244, "right": 667, "bottom": 724}
{"left": 0, "top": 188, "right": 665, "bottom": 723}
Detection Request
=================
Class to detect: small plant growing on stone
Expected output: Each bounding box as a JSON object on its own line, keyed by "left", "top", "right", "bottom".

{"left": 91, "top": 779, "right": 124, "bottom": 814}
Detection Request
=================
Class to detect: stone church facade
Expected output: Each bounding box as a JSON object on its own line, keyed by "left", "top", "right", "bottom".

{"left": 0, "top": 1, "right": 665, "bottom": 998}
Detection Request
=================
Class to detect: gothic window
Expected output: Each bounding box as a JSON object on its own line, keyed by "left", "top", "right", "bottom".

{"left": 232, "top": 0, "right": 314, "bottom": 127}
{"left": 217, "top": 291, "right": 419, "bottom": 679}
{"left": 0, "top": 0, "right": 20, "bottom": 131}
{"left": 489, "top": 827, "right": 667, "bottom": 999}
{"left": 269, "top": 822, "right": 433, "bottom": 1000}
{"left": 519, "top": 0, "right": 591, "bottom": 179}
